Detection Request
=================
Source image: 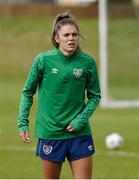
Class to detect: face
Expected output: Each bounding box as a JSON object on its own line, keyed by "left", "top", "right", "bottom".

{"left": 55, "top": 24, "right": 79, "bottom": 56}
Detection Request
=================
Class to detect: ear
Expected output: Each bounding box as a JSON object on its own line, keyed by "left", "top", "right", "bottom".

{"left": 55, "top": 35, "right": 59, "bottom": 44}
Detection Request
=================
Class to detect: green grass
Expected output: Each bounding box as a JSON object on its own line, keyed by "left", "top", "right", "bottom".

{"left": 0, "top": 16, "right": 139, "bottom": 179}
{"left": 108, "top": 18, "right": 139, "bottom": 100}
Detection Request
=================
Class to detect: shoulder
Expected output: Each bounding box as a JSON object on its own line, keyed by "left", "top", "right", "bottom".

{"left": 33, "top": 49, "right": 57, "bottom": 64}
{"left": 37, "top": 49, "right": 58, "bottom": 59}
{"left": 77, "top": 50, "right": 96, "bottom": 64}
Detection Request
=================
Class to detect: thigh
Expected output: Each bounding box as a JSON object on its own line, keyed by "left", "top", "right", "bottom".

{"left": 42, "top": 159, "right": 62, "bottom": 179}
{"left": 36, "top": 139, "right": 68, "bottom": 178}
{"left": 70, "top": 156, "right": 93, "bottom": 179}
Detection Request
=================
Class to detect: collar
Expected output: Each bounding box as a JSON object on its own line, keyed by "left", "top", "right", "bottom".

{"left": 57, "top": 48, "right": 78, "bottom": 61}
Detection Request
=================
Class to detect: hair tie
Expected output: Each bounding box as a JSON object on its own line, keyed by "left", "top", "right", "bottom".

{"left": 58, "top": 15, "right": 70, "bottom": 22}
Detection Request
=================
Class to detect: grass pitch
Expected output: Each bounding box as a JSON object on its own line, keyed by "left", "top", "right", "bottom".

{"left": 0, "top": 16, "right": 139, "bottom": 179}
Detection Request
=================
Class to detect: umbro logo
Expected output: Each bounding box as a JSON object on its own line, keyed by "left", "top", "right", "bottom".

{"left": 88, "top": 145, "right": 93, "bottom": 151}
{"left": 51, "top": 68, "right": 58, "bottom": 74}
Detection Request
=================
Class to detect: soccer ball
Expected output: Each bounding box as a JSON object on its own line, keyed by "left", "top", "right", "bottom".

{"left": 105, "top": 133, "right": 124, "bottom": 150}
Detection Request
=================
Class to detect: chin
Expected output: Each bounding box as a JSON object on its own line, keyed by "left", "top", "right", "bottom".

{"left": 68, "top": 47, "right": 77, "bottom": 52}
{"left": 68, "top": 49, "right": 76, "bottom": 54}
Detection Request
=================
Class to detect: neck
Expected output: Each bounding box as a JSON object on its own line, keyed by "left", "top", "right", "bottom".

{"left": 59, "top": 47, "right": 75, "bottom": 56}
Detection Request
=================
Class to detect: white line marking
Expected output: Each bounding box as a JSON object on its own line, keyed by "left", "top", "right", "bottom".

{"left": 0, "top": 145, "right": 35, "bottom": 152}
{"left": 0, "top": 145, "right": 139, "bottom": 158}
{"left": 96, "top": 150, "right": 139, "bottom": 158}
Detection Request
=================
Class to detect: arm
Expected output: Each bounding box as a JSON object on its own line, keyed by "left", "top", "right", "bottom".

{"left": 18, "top": 53, "right": 44, "bottom": 141}
{"left": 69, "top": 59, "right": 101, "bottom": 132}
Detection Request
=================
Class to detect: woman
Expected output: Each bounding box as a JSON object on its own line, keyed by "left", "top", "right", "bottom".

{"left": 18, "top": 11, "right": 101, "bottom": 179}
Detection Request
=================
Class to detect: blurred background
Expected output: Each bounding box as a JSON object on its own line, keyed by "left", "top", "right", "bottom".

{"left": 0, "top": 0, "right": 139, "bottom": 179}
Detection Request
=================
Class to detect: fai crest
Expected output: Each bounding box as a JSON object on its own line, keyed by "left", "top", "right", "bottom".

{"left": 43, "top": 145, "right": 52, "bottom": 155}
{"left": 73, "top": 68, "right": 82, "bottom": 78}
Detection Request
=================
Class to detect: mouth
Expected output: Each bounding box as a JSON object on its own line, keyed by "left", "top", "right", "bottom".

{"left": 68, "top": 42, "right": 76, "bottom": 47}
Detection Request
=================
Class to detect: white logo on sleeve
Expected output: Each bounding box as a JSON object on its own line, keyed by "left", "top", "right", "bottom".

{"left": 51, "top": 68, "right": 58, "bottom": 74}
{"left": 43, "top": 145, "right": 53, "bottom": 155}
{"left": 73, "top": 68, "right": 82, "bottom": 78}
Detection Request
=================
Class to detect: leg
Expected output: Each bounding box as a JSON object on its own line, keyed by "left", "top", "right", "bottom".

{"left": 42, "top": 159, "right": 62, "bottom": 179}
{"left": 69, "top": 156, "right": 93, "bottom": 179}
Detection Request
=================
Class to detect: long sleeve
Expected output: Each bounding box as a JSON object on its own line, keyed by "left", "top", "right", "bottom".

{"left": 70, "top": 59, "right": 101, "bottom": 131}
{"left": 18, "top": 53, "right": 44, "bottom": 132}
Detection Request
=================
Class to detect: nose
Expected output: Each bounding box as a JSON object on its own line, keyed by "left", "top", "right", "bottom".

{"left": 69, "top": 34, "right": 74, "bottom": 40}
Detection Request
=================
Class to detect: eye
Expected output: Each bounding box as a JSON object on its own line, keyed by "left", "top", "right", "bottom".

{"left": 63, "top": 33, "right": 79, "bottom": 37}
{"left": 72, "top": 33, "right": 78, "bottom": 37}
{"left": 63, "top": 33, "right": 70, "bottom": 37}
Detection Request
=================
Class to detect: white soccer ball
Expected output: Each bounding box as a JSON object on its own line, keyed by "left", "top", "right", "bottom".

{"left": 105, "top": 133, "right": 124, "bottom": 149}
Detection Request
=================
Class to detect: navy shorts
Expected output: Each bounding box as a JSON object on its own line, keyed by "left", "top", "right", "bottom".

{"left": 36, "top": 135, "right": 95, "bottom": 163}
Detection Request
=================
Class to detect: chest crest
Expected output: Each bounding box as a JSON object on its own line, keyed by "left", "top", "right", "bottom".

{"left": 73, "top": 68, "right": 82, "bottom": 78}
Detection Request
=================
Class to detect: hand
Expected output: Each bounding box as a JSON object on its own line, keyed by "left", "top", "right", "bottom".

{"left": 66, "top": 125, "right": 75, "bottom": 132}
{"left": 19, "top": 131, "right": 31, "bottom": 144}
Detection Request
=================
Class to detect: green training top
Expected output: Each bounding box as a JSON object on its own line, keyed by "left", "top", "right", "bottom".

{"left": 18, "top": 48, "right": 101, "bottom": 140}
